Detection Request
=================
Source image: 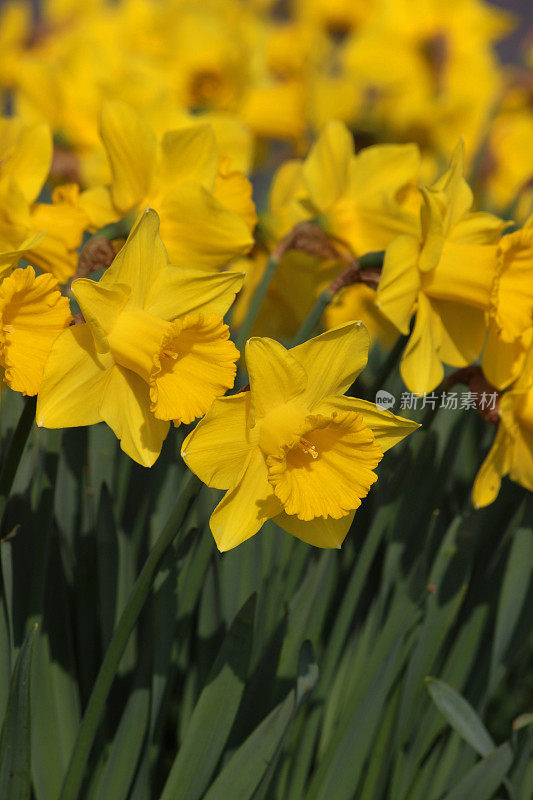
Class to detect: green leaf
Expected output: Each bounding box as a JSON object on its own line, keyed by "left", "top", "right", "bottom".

{"left": 426, "top": 678, "right": 495, "bottom": 757}
{"left": 396, "top": 516, "right": 472, "bottom": 747}
{"left": 89, "top": 654, "right": 150, "bottom": 800}
{"left": 0, "top": 623, "right": 37, "bottom": 800}
{"left": 489, "top": 508, "right": 533, "bottom": 694}
{"left": 203, "top": 690, "right": 296, "bottom": 800}
{"left": 158, "top": 593, "right": 256, "bottom": 800}
{"left": 441, "top": 743, "right": 513, "bottom": 800}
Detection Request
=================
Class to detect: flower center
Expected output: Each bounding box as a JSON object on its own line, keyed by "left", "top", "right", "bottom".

{"left": 297, "top": 437, "right": 318, "bottom": 459}
{"left": 264, "top": 409, "right": 383, "bottom": 521}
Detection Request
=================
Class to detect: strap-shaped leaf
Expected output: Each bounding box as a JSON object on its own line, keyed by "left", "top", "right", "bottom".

{"left": 0, "top": 624, "right": 37, "bottom": 800}
{"left": 158, "top": 593, "right": 256, "bottom": 800}
{"left": 426, "top": 677, "right": 495, "bottom": 756}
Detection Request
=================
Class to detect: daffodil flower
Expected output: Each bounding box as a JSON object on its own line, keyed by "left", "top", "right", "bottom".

{"left": 37, "top": 210, "right": 244, "bottom": 467}
{"left": 182, "top": 321, "right": 418, "bottom": 551}
{"left": 0, "top": 266, "right": 72, "bottom": 396}
{"left": 80, "top": 101, "right": 255, "bottom": 271}
{"left": 263, "top": 119, "right": 421, "bottom": 254}
{"left": 0, "top": 117, "right": 89, "bottom": 282}
{"left": 473, "top": 347, "right": 533, "bottom": 507}
{"left": 376, "top": 141, "right": 508, "bottom": 395}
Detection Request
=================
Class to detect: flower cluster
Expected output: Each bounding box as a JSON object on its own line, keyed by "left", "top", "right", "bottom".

{"left": 0, "top": 0, "right": 531, "bottom": 549}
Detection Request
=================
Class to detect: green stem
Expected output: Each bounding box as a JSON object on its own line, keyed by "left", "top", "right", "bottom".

{"left": 236, "top": 254, "right": 279, "bottom": 352}
{"left": 293, "top": 289, "right": 333, "bottom": 346}
{"left": 0, "top": 395, "right": 37, "bottom": 526}
{"left": 59, "top": 470, "right": 201, "bottom": 800}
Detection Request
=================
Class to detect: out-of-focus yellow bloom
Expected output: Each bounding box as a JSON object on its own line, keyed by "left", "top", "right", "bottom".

{"left": 473, "top": 347, "right": 533, "bottom": 507}
{"left": 0, "top": 1, "right": 31, "bottom": 89}
{"left": 263, "top": 120, "right": 421, "bottom": 256}
{"left": 80, "top": 101, "right": 255, "bottom": 270}
{"left": 325, "top": 283, "right": 399, "bottom": 348}
{"left": 0, "top": 117, "right": 88, "bottom": 282}
{"left": 377, "top": 142, "right": 507, "bottom": 395}
{"left": 293, "top": 0, "right": 377, "bottom": 34}
{"left": 240, "top": 79, "right": 308, "bottom": 144}
{"left": 485, "top": 86, "right": 533, "bottom": 223}
{"left": 482, "top": 217, "right": 533, "bottom": 390}
{"left": 182, "top": 321, "right": 418, "bottom": 551}
{"left": 343, "top": 0, "right": 512, "bottom": 158}
{"left": 0, "top": 266, "right": 72, "bottom": 396}
{"left": 37, "top": 210, "right": 244, "bottom": 466}
{"left": 232, "top": 249, "right": 340, "bottom": 340}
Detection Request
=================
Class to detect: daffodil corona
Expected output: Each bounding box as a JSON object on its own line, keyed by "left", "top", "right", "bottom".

{"left": 182, "top": 321, "right": 418, "bottom": 550}
{"left": 37, "top": 210, "right": 244, "bottom": 466}
{"left": 0, "top": 266, "right": 72, "bottom": 396}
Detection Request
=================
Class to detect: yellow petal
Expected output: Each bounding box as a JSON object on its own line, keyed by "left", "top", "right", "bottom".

{"left": 72, "top": 278, "right": 130, "bottom": 354}
{"left": 431, "top": 140, "right": 473, "bottom": 228}
{"left": 482, "top": 322, "right": 528, "bottom": 390}
{"left": 325, "top": 283, "right": 399, "bottom": 349}
{"left": 213, "top": 162, "right": 257, "bottom": 233}
{"left": 290, "top": 321, "right": 370, "bottom": 408}
{"left": 37, "top": 324, "right": 113, "bottom": 428}
{"left": 418, "top": 187, "right": 447, "bottom": 273}
{"left": 0, "top": 231, "right": 45, "bottom": 270}
{"left": 302, "top": 120, "right": 353, "bottom": 212}
{"left": 100, "top": 365, "right": 169, "bottom": 467}
{"left": 376, "top": 234, "right": 420, "bottom": 334}
{"left": 150, "top": 313, "right": 238, "bottom": 424}
{"left": 100, "top": 100, "right": 157, "bottom": 213}
{"left": 210, "top": 447, "right": 281, "bottom": 551}
{"left": 145, "top": 265, "right": 243, "bottom": 321}
{"left": 510, "top": 425, "right": 533, "bottom": 492}
{"left": 274, "top": 510, "right": 355, "bottom": 548}
{"left": 451, "top": 213, "right": 508, "bottom": 245}
{"left": 431, "top": 299, "right": 486, "bottom": 367}
{"left": 422, "top": 240, "right": 496, "bottom": 310}
{"left": 266, "top": 410, "right": 382, "bottom": 521}
{"left": 103, "top": 209, "right": 168, "bottom": 306}
{"left": 79, "top": 186, "right": 120, "bottom": 231}
{"left": 158, "top": 183, "right": 254, "bottom": 270}
{"left": 157, "top": 124, "right": 218, "bottom": 192}
{"left": 400, "top": 294, "right": 444, "bottom": 395}
{"left": 350, "top": 143, "right": 421, "bottom": 197}
{"left": 472, "top": 426, "right": 509, "bottom": 508}
{"left": 316, "top": 396, "right": 419, "bottom": 452}
{"left": 181, "top": 392, "right": 255, "bottom": 490}
{"left": 1, "top": 121, "right": 52, "bottom": 204}
{"left": 245, "top": 337, "right": 307, "bottom": 426}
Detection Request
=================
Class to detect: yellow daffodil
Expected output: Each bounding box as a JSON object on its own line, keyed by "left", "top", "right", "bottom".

{"left": 0, "top": 266, "right": 72, "bottom": 396}
{"left": 473, "top": 347, "right": 533, "bottom": 507}
{"left": 376, "top": 141, "right": 508, "bottom": 395}
{"left": 482, "top": 217, "right": 533, "bottom": 390}
{"left": 262, "top": 120, "right": 421, "bottom": 256}
{"left": 182, "top": 321, "right": 418, "bottom": 550}
{"left": 0, "top": 116, "right": 89, "bottom": 282}
{"left": 80, "top": 101, "right": 255, "bottom": 270}
{"left": 486, "top": 93, "right": 533, "bottom": 223}
{"left": 37, "top": 210, "right": 244, "bottom": 467}
{"left": 343, "top": 0, "right": 511, "bottom": 159}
